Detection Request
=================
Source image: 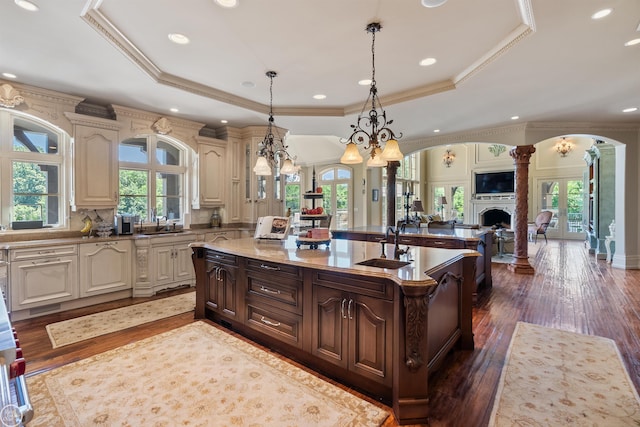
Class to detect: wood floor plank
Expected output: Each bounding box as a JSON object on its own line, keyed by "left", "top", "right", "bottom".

{"left": 11, "top": 240, "right": 640, "bottom": 426}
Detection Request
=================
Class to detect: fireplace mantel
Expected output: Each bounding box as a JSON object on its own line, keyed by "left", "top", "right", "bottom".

{"left": 472, "top": 194, "right": 516, "bottom": 226}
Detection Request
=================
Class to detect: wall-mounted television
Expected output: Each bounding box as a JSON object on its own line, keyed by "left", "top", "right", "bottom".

{"left": 475, "top": 171, "right": 515, "bottom": 194}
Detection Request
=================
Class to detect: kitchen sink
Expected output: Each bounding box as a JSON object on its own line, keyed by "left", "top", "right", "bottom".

{"left": 356, "top": 258, "right": 411, "bottom": 269}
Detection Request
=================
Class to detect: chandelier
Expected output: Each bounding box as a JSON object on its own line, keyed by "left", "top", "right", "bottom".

{"left": 253, "top": 71, "right": 296, "bottom": 176}
{"left": 340, "top": 22, "right": 403, "bottom": 167}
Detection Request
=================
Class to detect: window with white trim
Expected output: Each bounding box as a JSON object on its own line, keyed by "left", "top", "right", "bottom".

{"left": 0, "top": 110, "right": 68, "bottom": 230}
{"left": 118, "top": 135, "right": 187, "bottom": 222}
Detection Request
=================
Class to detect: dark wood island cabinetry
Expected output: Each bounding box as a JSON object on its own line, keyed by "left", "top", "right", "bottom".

{"left": 191, "top": 237, "right": 479, "bottom": 425}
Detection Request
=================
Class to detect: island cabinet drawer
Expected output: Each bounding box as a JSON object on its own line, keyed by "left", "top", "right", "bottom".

{"left": 10, "top": 244, "right": 77, "bottom": 261}
{"left": 206, "top": 250, "right": 237, "bottom": 266}
{"left": 313, "top": 271, "right": 393, "bottom": 300}
{"left": 417, "top": 238, "right": 463, "bottom": 249}
{"left": 245, "top": 259, "right": 302, "bottom": 280}
{"left": 246, "top": 274, "right": 302, "bottom": 315}
{"left": 246, "top": 304, "right": 302, "bottom": 348}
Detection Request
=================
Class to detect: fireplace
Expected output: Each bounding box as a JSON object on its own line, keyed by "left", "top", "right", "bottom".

{"left": 482, "top": 209, "right": 511, "bottom": 228}
{"left": 471, "top": 194, "right": 515, "bottom": 227}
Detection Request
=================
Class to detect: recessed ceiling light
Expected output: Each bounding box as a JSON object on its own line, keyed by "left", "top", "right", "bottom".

{"left": 421, "top": 0, "right": 447, "bottom": 8}
{"left": 591, "top": 8, "right": 612, "bottom": 20}
{"left": 419, "top": 58, "right": 437, "bottom": 67}
{"left": 624, "top": 38, "right": 640, "bottom": 47}
{"left": 434, "top": 129, "right": 440, "bottom": 133}
{"left": 14, "top": 0, "right": 39, "bottom": 12}
{"left": 221, "top": 119, "right": 228, "bottom": 124}
{"left": 168, "top": 33, "right": 190, "bottom": 45}
{"left": 313, "top": 94, "right": 326, "bottom": 100}
{"left": 2, "top": 72, "right": 17, "bottom": 79}
{"left": 169, "top": 108, "right": 179, "bottom": 113}
{"left": 241, "top": 81, "right": 255, "bottom": 88}
{"left": 511, "top": 116, "right": 520, "bottom": 120}
{"left": 214, "top": 0, "right": 238, "bottom": 8}
{"left": 622, "top": 107, "right": 638, "bottom": 113}
{"left": 358, "top": 79, "right": 371, "bottom": 86}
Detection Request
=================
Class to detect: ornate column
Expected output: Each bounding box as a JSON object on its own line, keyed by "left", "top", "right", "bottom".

{"left": 508, "top": 145, "right": 536, "bottom": 275}
{"left": 386, "top": 161, "right": 400, "bottom": 227}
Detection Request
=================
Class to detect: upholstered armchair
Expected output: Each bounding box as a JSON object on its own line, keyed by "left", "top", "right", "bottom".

{"left": 527, "top": 211, "right": 553, "bottom": 243}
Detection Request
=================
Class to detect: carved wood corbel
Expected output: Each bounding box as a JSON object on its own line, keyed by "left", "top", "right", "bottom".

{"left": 403, "top": 271, "right": 461, "bottom": 371}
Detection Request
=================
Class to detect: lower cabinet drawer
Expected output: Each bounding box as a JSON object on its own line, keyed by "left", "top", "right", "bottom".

{"left": 246, "top": 304, "right": 302, "bottom": 348}
{"left": 246, "top": 274, "right": 302, "bottom": 314}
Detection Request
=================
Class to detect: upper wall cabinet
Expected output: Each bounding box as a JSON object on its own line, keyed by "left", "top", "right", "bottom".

{"left": 198, "top": 142, "right": 227, "bottom": 207}
{"left": 66, "top": 114, "right": 121, "bottom": 209}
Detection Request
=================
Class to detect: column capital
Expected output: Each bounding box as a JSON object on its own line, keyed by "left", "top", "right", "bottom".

{"left": 509, "top": 145, "right": 536, "bottom": 164}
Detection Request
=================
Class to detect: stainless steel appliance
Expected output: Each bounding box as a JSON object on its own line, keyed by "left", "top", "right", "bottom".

{"left": 0, "top": 295, "right": 33, "bottom": 425}
{"left": 114, "top": 214, "right": 134, "bottom": 235}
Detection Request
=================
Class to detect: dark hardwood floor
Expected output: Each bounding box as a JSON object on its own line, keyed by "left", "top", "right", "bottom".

{"left": 12, "top": 240, "right": 640, "bottom": 426}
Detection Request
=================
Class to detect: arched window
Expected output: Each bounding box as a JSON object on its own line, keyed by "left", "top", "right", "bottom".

{"left": 318, "top": 166, "right": 352, "bottom": 230}
{"left": 0, "top": 110, "right": 69, "bottom": 230}
{"left": 118, "top": 135, "right": 188, "bottom": 222}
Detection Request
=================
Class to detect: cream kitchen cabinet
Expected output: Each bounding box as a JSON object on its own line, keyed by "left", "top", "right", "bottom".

{"left": 66, "top": 114, "right": 121, "bottom": 208}
{"left": 198, "top": 141, "right": 227, "bottom": 207}
{"left": 133, "top": 234, "right": 196, "bottom": 297}
{"left": 9, "top": 245, "right": 79, "bottom": 312}
{"left": 79, "top": 240, "right": 132, "bottom": 297}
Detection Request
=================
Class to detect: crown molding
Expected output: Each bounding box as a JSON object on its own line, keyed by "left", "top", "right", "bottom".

{"left": 64, "top": 112, "right": 122, "bottom": 130}
{"left": 80, "top": 0, "right": 535, "bottom": 119}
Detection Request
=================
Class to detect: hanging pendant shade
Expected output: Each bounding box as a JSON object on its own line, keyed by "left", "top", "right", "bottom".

{"left": 367, "top": 147, "right": 387, "bottom": 167}
{"left": 280, "top": 158, "right": 296, "bottom": 175}
{"left": 380, "top": 139, "right": 403, "bottom": 161}
{"left": 340, "top": 142, "right": 364, "bottom": 164}
{"left": 253, "top": 156, "right": 272, "bottom": 176}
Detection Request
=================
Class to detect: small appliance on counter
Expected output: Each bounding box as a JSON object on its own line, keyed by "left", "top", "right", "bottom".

{"left": 114, "top": 214, "right": 135, "bottom": 235}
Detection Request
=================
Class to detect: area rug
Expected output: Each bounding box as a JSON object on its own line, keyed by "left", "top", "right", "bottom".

{"left": 45, "top": 292, "right": 195, "bottom": 348}
{"left": 488, "top": 322, "right": 640, "bottom": 426}
{"left": 28, "top": 321, "right": 390, "bottom": 426}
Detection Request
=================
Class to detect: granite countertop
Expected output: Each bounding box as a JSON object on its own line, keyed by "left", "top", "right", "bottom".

{"left": 193, "top": 236, "right": 479, "bottom": 289}
{"left": 338, "top": 225, "right": 492, "bottom": 241}
{"left": 0, "top": 226, "right": 254, "bottom": 250}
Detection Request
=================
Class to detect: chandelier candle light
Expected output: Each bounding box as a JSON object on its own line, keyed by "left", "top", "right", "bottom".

{"left": 340, "top": 22, "right": 403, "bottom": 167}
{"left": 253, "top": 71, "right": 296, "bottom": 176}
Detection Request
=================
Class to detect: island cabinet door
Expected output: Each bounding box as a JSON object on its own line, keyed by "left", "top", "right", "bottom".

{"left": 347, "top": 294, "right": 393, "bottom": 386}
{"left": 312, "top": 285, "right": 348, "bottom": 370}
{"left": 206, "top": 263, "right": 238, "bottom": 319}
{"left": 312, "top": 284, "right": 393, "bottom": 386}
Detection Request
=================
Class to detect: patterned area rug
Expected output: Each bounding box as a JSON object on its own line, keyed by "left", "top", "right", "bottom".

{"left": 489, "top": 322, "right": 640, "bottom": 426}
{"left": 45, "top": 292, "right": 195, "bottom": 348}
{"left": 29, "top": 321, "right": 390, "bottom": 426}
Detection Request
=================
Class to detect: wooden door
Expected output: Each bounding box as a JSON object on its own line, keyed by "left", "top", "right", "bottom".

{"left": 311, "top": 285, "right": 348, "bottom": 369}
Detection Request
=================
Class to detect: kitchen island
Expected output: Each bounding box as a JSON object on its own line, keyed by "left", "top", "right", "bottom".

{"left": 191, "top": 236, "right": 479, "bottom": 425}
{"left": 332, "top": 225, "right": 493, "bottom": 297}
